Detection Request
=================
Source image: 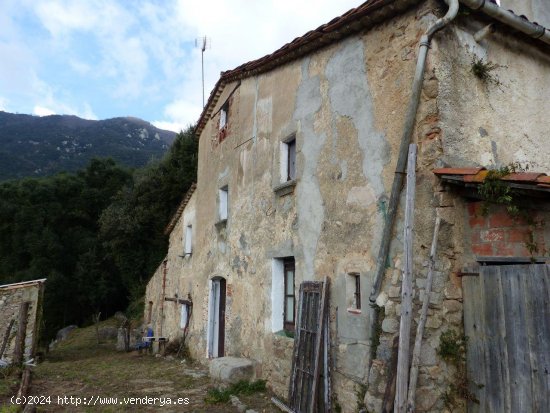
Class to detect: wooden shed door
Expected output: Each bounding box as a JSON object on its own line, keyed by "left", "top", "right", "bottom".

{"left": 463, "top": 264, "right": 550, "bottom": 412}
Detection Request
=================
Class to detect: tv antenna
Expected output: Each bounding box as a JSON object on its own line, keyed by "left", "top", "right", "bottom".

{"left": 195, "top": 36, "right": 211, "bottom": 108}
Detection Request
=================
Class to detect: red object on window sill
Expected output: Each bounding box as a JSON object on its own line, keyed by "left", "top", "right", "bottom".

{"left": 218, "top": 126, "right": 228, "bottom": 142}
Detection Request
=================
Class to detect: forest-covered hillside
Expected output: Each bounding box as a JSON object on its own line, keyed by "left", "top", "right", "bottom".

{"left": 0, "top": 126, "right": 197, "bottom": 342}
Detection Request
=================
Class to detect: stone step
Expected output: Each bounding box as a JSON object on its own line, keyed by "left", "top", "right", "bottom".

{"left": 209, "top": 356, "right": 256, "bottom": 384}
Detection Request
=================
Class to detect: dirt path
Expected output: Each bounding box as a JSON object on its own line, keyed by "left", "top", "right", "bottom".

{"left": 9, "top": 321, "right": 279, "bottom": 412}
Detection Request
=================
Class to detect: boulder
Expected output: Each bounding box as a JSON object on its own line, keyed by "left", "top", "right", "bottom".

{"left": 209, "top": 357, "right": 256, "bottom": 384}
{"left": 56, "top": 325, "right": 77, "bottom": 341}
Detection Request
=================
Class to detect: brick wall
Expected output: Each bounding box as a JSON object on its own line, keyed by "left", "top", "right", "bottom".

{"left": 467, "top": 201, "right": 548, "bottom": 257}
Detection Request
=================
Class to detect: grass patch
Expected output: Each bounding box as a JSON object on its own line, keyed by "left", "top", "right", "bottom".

{"left": 205, "top": 379, "right": 267, "bottom": 404}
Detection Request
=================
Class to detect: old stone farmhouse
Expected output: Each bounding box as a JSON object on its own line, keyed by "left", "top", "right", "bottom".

{"left": 145, "top": 0, "right": 550, "bottom": 411}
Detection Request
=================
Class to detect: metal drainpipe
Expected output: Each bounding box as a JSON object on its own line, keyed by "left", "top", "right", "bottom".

{"left": 460, "top": 0, "right": 550, "bottom": 45}
{"left": 160, "top": 259, "right": 167, "bottom": 338}
{"left": 369, "top": 0, "right": 459, "bottom": 304}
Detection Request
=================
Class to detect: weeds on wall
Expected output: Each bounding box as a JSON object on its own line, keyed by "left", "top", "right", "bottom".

{"left": 438, "top": 330, "right": 479, "bottom": 410}
{"left": 369, "top": 304, "right": 385, "bottom": 360}
{"left": 471, "top": 56, "right": 501, "bottom": 86}
{"left": 478, "top": 162, "right": 546, "bottom": 257}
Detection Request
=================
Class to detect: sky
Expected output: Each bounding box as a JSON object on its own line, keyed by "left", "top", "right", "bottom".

{"left": 0, "top": 0, "right": 362, "bottom": 133}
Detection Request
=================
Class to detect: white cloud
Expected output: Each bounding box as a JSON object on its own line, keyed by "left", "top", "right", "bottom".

{"left": 151, "top": 121, "right": 184, "bottom": 133}
{"left": 0, "top": 97, "right": 8, "bottom": 111}
{"left": 33, "top": 106, "right": 56, "bottom": 116}
{"left": 69, "top": 59, "right": 91, "bottom": 75}
{"left": 3, "top": 0, "right": 364, "bottom": 129}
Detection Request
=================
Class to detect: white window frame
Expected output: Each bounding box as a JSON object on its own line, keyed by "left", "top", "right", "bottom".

{"left": 271, "top": 257, "right": 295, "bottom": 333}
{"left": 184, "top": 224, "right": 193, "bottom": 255}
{"left": 280, "top": 136, "right": 296, "bottom": 182}
{"left": 219, "top": 186, "right": 228, "bottom": 221}
{"left": 219, "top": 102, "right": 228, "bottom": 130}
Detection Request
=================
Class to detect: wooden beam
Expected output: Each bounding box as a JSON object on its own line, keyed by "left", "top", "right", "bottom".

{"left": 13, "top": 301, "right": 30, "bottom": 365}
{"left": 394, "top": 144, "right": 417, "bottom": 413}
{"left": 382, "top": 336, "right": 400, "bottom": 413}
{"left": 406, "top": 216, "right": 441, "bottom": 412}
{"left": 271, "top": 397, "right": 295, "bottom": 413}
{"left": 0, "top": 319, "right": 15, "bottom": 359}
{"left": 310, "top": 277, "right": 329, "bottom": 413}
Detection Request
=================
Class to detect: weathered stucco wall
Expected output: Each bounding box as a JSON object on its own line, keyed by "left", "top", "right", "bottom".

{"left": 145, "top": 192, "right": 197, "bottom": 347}
{"left": 0, "top": 281, "right": 44, "bottom": 363}
{"left": 145, "top": 1, "right": 550, "bottom": 411}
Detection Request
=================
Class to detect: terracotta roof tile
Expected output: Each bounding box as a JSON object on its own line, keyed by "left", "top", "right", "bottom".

{"left": 463, "top": 170, "right": 490, "bottom": 183}
{"left": 501, "top": 172, "right": 545, "bottom": 182}
{"left": 432, "top": 167, "right": 485, "bottom": 176}
{"left": 195, "top": 0, "right": 421, "bottom": 136}
{"left": 435, "top": 167, "right": 550, "bottom": 195}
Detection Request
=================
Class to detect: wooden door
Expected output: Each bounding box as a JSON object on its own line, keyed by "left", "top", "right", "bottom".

{"left": 463, "top": 264, "right": 550, "bottom": 412}
{"left": 208, "top": 278, "right": 226, "bottom": 358}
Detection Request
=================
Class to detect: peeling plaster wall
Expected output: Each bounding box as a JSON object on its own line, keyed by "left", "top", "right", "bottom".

{"left": 145, "top": 192, "right": 197, "bottom": 345}
{"left": 435, "top": 19, "right": 550, "bottom": 171}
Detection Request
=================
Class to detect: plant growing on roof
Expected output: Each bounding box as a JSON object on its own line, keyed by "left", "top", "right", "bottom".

{"left": 478, "top": 162, "right": 546, "bottom": 257}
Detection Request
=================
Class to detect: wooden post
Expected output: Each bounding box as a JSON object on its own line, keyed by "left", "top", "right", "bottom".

{"left": 13, "top": 301, "right": 30, "bottom": 365}
{"left": 407, "top": 217, "right": 441, "bottom": 412}
{"left": 310, "top": 277, "right": 329, "bottom": 413}
{"left": 382, "top": 336, "right": 400, "bottom": 413}
{"left": 0, "top": 319, "right": 15, "bottom": 359}
{"left": 394, "top": 144, "right": 417, "bottom": 413}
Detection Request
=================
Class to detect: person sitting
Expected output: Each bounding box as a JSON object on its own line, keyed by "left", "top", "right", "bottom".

{"left": 137, "top": 325, "right": 154, "bottom": 353}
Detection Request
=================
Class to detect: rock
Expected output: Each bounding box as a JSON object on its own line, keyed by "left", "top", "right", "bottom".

{"left": 388, "top": 286, "right": 401, "bottom": 298}
{"left": 230, "top": 395, "right": 247, "bottom": 413}
{"left": 416, "top": 387, "right": 438, "bottom": 411}
{"left": 98, "top": 326, "right": 118, "bottom": 340}
{"left": 209, "top": 357, "right": 256, "bottom": 384}
{"left": 425, "top": 317, "right": 442, "bottom": 329}
{"left": 375, "top": 292, "right": 388, "bottom": 307}
{"left": 444, "top": 284, "right": 462, "bottom": 300}
{"left": 381, "top": 318, "right": 398, "bottom": 333}
{"left": 56, "top": 325, "right": 77, "bottom": 341}
{"left": 420, "top": 345, "right": 437, "bottom": 366}
{"left": 443, "top": 299, "right": 462, "bottom": 313}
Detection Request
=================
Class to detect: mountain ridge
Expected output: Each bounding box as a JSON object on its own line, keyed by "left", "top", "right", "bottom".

{"left": 0, "top": 111, "right": 177, "bottom": 180}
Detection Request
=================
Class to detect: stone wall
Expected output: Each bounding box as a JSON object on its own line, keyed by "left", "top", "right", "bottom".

{"left": 144, "top": 1, "right": 550, "bottom": 411}
{"left": 0, "top": 280, "right": 45, "bottom": 363}
{"left": 144, "top": 190, "right": 197, "bottom": 352}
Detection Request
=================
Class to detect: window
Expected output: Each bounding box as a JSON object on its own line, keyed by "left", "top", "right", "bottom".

{"left": 219, "top": 102, "right": 228, "bottom": 130}
{"left": 219, "top": 186, "right": 228, "bottom": 221}
{"left": 283, "top": 258, "right": 296, "bottom": 332}
{"left": 348, "top": 272, "right": 361, "bottom": 311}
{"left": 147, "top": 301, "right": 153, "bottom": 324}
{"left": 184, "top": 225, "right": 192, "bottom": 255}
{"left": 271, "top": 256, "right": 296, "bottom": 333}
{"left": 280, "top": 137, "right": 296, "bottom": 182}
